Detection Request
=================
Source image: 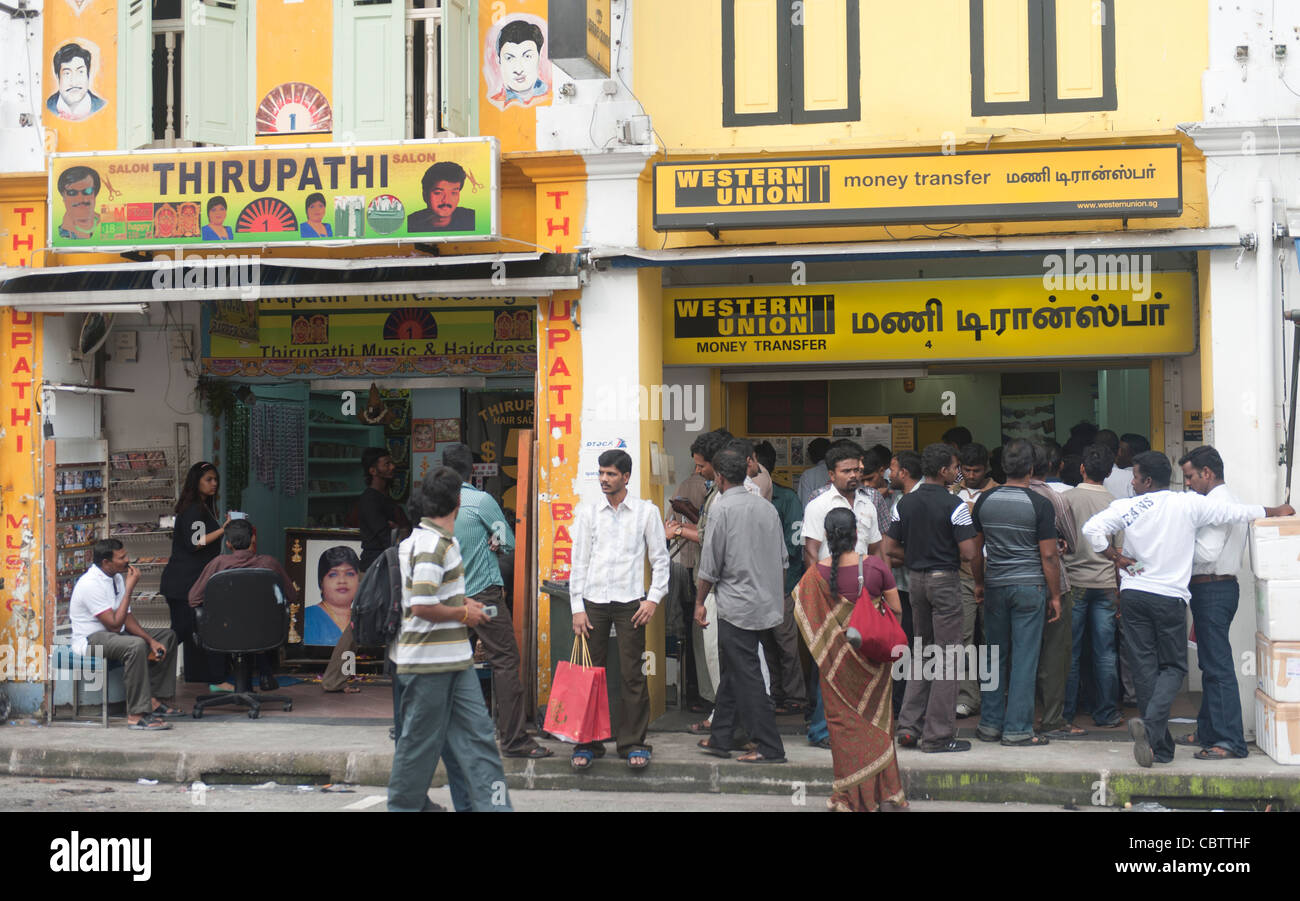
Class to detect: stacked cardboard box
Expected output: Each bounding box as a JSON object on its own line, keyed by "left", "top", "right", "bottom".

{"left": 1248, "top": 520, "right": 1300, "bottom": 764}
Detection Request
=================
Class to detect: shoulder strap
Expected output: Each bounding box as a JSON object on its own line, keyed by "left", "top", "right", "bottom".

{"left": 857, "top": 557, "right": 865, "bottom": 595}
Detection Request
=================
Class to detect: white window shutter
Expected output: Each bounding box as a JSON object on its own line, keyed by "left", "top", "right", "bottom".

{"left": 118, "top": 0, "right": 153, "bottom": 148}
{"left": 441, "top": 0, "right": 478, "bottom": 136}
{"left": 333, "top": 0, "right": 405, "bottom": 141}
{"left": 183, "top": 0, "right": 250, "bottom": 145}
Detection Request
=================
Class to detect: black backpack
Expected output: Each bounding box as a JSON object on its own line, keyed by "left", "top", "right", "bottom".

{"left": 350, "top": 545, "right": 403, "bottom": 646}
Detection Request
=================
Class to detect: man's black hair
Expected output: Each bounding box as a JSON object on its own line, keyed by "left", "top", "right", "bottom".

{"left": 598, "top": 449, "right": 632, "bottom": 475}
{"left": 806, "top": 437, "right": 832, "bottom": 464}
{"left": 1121, "top": 433, "right": 1151, "bottom": 456}
{"left": 942, "top": 426, "right": 972, "bottom": 448}
{"left": 92, "top": 538, "right": 122, "bottom": 567}
{"left": 895, "top": 450, "right": 923, "bottom": 481}
{"left": 712, "top": 447, "right": 748, "bottom": 486}
{"left": 862, "top": 446, "right": 888, "bottom": 474}
{"left": 1061, "top": 454, "right": 1083, "bottom": 487}
{"left": 959, "top": 442, "right": 989, "bottom": 468}
{"left": 225, "top": 518, "right": 254, "bottom": 550}
{"left": 414, "top": 466, "right": 463, "bottom": 519}
{"left": 497, "top": 19, "right": 545, "bottom": 54}
{"left": 754, "top": 440, "right": 777, "bottom": 474}
{"left": 920, "top": 442, "right": 956, "bottom": 478}
{"left": 1081, "top": 443, "right": 1115, "bottom": 483}
{"left": 1132, "top": 450, "right": 1172, "bottom": 488}
{"left": 1032, "top": 441, "right": 1062, "bottom": 478}
{"left": 1002, "top": 439, "right": 1035, "bottom": 479}
{"left": 1095, "top": 429, "right": 1120, "bottom": 454}
{"left": 690, "top": 429, "right": 731, "bottom": 462}
{"left": 421, "top": 161, "right": 467, "bottom": 198}
{"left": 825, "top": 443, "right": 863, "bottom": 474}
{"left": 441, "top": 443, "right": 474, "bottom": 481}
{"left": 52, "top": 42, "right": 92, "bottom": 77}
{"left": 1178, "top": 445, "right": 1225, "bottom": 480}
{"left": 725, "top": 437, "right": 755, "bottom": 461}
{"left": 361, "top": 446, "right": 390, "bottom": 484}
{"left": 57, "top": 165, "right": 100, "bottom": 195}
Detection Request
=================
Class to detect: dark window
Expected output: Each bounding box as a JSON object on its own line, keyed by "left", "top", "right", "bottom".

{"left": 969, "top": 0, "right": 1116, "bottom": 116}
{"left": 748, "top": 380, "right": 829, "bottom": 435}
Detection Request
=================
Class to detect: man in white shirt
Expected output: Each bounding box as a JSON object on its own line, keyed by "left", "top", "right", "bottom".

{"left": 801, "top": 443, "right": 882, "bottom": 570}
{"left": 797, "top": 438, "right": 832, "bottom": 508}
{"left": 1082, "top": 451, "right": 1293, "bottom": 767}
{"left": 70, "top": 539, "right": 180, "bottom": 730}
{"left": 570, "top": 449, "right": 671, "bottom": 771}
{"left": 1177, "top": 446, "right": 1251, "bottom": 760}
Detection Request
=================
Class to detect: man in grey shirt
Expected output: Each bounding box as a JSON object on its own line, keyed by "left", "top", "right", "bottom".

{"left": 695, "top": 446, "right": 788, "bottom": 763}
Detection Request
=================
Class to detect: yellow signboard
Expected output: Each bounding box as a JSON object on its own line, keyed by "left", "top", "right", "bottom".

{"left": 50, "top": 138, "right": 498, "bottom": 252}
{"left": 586, "top": 0, "right": 612, "bottom": 74}
{"left": 654, "top": 145, "right": 1181, "bottom": 230}
{"left": 663, "top": 274, "right": 1196, "bottom": 366}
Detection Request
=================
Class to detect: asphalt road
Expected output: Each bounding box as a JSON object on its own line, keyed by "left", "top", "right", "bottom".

{"left": 0, "top": 775, "right": 1094, "bottom": 812}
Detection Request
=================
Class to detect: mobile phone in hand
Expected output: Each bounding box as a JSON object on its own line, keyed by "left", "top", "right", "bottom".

{"left": 481, "top": 605, "right": 498, "bottom": 619}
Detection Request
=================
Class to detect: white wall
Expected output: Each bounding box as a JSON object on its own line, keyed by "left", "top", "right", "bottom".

{"left": 0, "top": 9, "right": 45, "bottom": 173}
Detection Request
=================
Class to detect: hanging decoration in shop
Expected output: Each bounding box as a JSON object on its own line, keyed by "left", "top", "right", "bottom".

{"left": 381, "top": 388, "right": 412, "bottom": 503}
{"left": 255, "top": 82, "right": 333, "bottom": 136}
{"left": 48, "top": 137, "right": 499, "bottom": 251}
{"left": 202, "top": 301, "right": 536, "bottom": 377}
{"left": 225, "top": 401, "right": 251, "bottom": 511}
{"left": 653, "top": 145, "right": 1182, "bottom": 230}
{"left": 251, "top": 401, "right": 306, "bottom": 496}
{"left": 663, "top": 273, "right": 1197, "bottom": 366}
{"left": 357, "top": 382, "right": 396, "bottom": 426}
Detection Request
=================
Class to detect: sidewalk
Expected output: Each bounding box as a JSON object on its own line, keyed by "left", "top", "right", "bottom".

{"left": 4, "top": 684, "right": 1297, "bottom": 808}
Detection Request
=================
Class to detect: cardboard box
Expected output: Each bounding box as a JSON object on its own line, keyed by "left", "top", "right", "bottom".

{"left": 1256, "top": 632, "right": 1300, "bottom": 703}
{"left": 1256, "top": 579, "right": 1300, "bottom": 641}
{"left": 1254, "top": 689, "right": 1300, "bottom": 765}
{"left": 1250, "top": 517, "right": 1300, "bottom": 581}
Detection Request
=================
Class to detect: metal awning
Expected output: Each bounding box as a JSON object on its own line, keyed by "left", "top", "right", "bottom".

{"left": 0, "top": 252, "right": 583, "bottom": 307}
{"left": 590, "top": 227, "right": 1245, "bottom": 268}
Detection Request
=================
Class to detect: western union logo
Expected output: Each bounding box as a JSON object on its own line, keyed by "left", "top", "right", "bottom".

{"left": 673, "top": 166, "right": 831, "bottom": 207}
{"left": 674, "top": 295, "right": 834, "bottom": 338}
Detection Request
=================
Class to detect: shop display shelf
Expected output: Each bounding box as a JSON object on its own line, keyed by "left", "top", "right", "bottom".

{"left": 307, "top": 491, "right": 359, "bottom": 499}
{"left": 56, "top": 515, "right": 104, "bottom": 523}
{"left": 56, "top": 540, "right": 97, "bottom": 551}
{"left": 109, "top": 497, "right": 174, "bottom": 509}
{"left": 109, "top": 529, "right": 173, "bottom": 540}
{"left": 309, "top": 421, "right": 379, "bottom": 431}
{"left": 53, "top": 489, "right": 105, "bottom": 497}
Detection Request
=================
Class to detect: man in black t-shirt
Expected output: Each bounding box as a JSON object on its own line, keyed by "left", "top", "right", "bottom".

{"left": 323, "top": 447, "right": 410, "bottom": 693}
{"left": 884, "top": 443, "right": 981, "bottom": 753}
{"left": 970, "top": 438, "right": 1061, "bottom": 747}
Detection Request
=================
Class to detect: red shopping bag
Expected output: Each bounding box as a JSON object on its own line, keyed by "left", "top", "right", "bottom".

{"left": 543, "top": 635, "right": 612, "bottom": 744}
{"left": 846, "top": 558, "right": 907, "bottom": 664}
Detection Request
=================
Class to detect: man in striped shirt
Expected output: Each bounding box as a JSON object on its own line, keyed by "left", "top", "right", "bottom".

{"left": 387, "top": 467, "right": 511, "bottom": 812}
{"left": 569, "top": 449, "right": 671, "bottom": 771}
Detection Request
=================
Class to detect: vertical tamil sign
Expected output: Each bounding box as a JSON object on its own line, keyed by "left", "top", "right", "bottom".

{"left": 0, "top": 201, "right": 44, "bottom": 690}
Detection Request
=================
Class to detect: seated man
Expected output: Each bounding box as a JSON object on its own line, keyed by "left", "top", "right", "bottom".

{"left": 70, "top": 539, "right": 182, "bottom": 730}
{"left": 188, "top": 519, "right": 296, "bottom": 691}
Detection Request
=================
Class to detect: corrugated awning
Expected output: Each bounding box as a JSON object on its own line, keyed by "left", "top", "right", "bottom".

{"left": 590, "top": 227, "right": 1245, "bottom": 268}
{"left": 0, "top": 252, "right": 583, "bottom": 307}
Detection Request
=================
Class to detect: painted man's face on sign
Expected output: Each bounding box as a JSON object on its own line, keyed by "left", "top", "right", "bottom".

{"left": 58, "top": 56, "right": 90, "bottom": 106}
{"left": 500, "top": 39, "right": 541, "bottom": 93}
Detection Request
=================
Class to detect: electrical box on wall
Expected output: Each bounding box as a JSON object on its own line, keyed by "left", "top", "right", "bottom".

{"left": 168, "top": 329, "right": 193, "bottom": 361}
{"left": 114, "top": 330, "right": 139, "bottom": 362}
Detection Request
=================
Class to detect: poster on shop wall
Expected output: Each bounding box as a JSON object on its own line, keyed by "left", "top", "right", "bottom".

{"left": 1001, "top": 395, "right": 1057, "bottom": 446}
{"left": 463, "top": 390, "right": 534, "bottom": 517}
{"left": 576, "top": 426, "right": 640, "bottom": 507}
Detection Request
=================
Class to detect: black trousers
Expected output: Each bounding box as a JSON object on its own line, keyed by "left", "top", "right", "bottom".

{"left": 711, "top": 619, "right": 785, "bottom": 759}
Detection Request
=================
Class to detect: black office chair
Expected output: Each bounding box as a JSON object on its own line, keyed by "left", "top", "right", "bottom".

{"left": 192, "top": 568, "right": 293, "bottom": 719}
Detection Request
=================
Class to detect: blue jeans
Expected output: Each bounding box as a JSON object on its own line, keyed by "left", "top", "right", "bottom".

{"left": 1120, "top": 589, "right": 1186, "bottom": 764}
{"left": 979, "top": 584, "right": 1046, "bottom": 742}
{"left": 1064, "top": 586, "right": 1120, "bottom": 725}
{"left": 1189, "top": 579, "right": 1247, "bottom": 757}
{"left": 388, "top": 668, "right": 512, "bottom": 812}
{"left": 806, "top": 662, "right": 829, "bottom": 744}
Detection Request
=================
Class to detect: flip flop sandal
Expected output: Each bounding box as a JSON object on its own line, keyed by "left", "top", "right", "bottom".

{"left": 570, "top": 749, "right": 595, "bottom": 771}
{"left": 1193, "top": 746, "right": 1239, "bottom": 760}
{"left": 1043, "top": 725, "right": 1087, "bottom": 738}
{"left": 1174, "top": 732, "right": 1201, "bottom": 746}
{"left": 688, "top": 719, "right": 713, "bottom": 735}
{"left": 736, "top": 751, "right": 787, "bottom": 764}
{"left": 1001, "top": 735, "right": 1050, "bottom": 747}
{"left": 504, "top": 746, "right": 555, "bottom": 759}
{"left": 896, "top": 732, "right": 919, "bottom": 748}
{"left": 627, "top": 749, "right": 651, "bottom": 769}
{"left": 697, "top": 738, "right": 731, "bottom": 758}
{"left": 1095, "top": 719, "right": 1126, "bottom": 729}
{"left": 129, "top": 716, "right": 171, "bottom": 731}
{"left": 151, "top": 704, "right": 186, "bottom": 718}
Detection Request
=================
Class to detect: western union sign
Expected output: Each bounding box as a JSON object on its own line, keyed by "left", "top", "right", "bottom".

{"left": 653, "top": 145, "right": 1181, "bottom": 230}
{"left": 663, "top": 273, "right": 1195, "bottom": 365}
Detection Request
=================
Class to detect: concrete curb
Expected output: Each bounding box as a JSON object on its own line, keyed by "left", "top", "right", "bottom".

{"left": 6, "top": 740, "right": 1298, "bottom": 808}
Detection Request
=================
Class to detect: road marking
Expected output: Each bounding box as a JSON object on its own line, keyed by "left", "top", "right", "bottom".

{"left": 341, "top": 794, "right": 386, "bottom": 810}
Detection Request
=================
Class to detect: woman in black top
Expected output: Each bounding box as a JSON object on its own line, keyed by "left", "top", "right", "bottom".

{"left": 160, "top": 462, "right": 231, "bottom": 689}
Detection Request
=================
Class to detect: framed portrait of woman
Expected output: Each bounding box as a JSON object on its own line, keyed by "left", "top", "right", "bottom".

{"left": 283, "top": 529, "right": 363, "bottom": 656}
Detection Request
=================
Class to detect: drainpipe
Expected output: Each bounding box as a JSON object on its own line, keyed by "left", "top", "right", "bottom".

{"left": 1257, "top": 179, "right": 1282, "bottom": 499}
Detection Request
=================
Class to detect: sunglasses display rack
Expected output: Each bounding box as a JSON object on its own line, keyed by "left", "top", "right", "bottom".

{"left": 52, "top": 447, "right": 109, "bottom": 645}
{"left": 108, "top": 443, "right": 182, "bottom": 630}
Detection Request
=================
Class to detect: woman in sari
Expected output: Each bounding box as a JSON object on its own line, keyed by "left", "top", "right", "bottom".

{"left": 794, "top": 506, "right": 908, "bottom": 812}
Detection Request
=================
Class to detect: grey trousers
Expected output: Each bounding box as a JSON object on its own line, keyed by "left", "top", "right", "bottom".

{"left": 322, "top": 624, "right": 355, "bottom": 692}
{"left": 467, "top": 584, "right": 538, "bottom": 755}
{"left": 758, "top": 593, "right": 807, "bottom": 706}
{"left": 957, "top": 574, "right": 982, "bottom": 713}
{"left": 1035, "top": 591, "right": 1074, "bottom": 732}
{"left": 897, "top": 569, "right": 964, "bottom": 748}
{"left": 87, "top": 628, "right": 178, "bottom": 716}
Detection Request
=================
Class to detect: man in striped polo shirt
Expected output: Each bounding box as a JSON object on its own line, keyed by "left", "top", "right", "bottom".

{"left": 387, "top": 466, "right": 512, "bottom": 812}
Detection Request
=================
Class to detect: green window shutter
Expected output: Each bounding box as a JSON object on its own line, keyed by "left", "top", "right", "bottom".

{"left": 118, "top": 0, "right": 153, "bottom": 148}
{"left": 441, "top": 0, "right": 478, "bottom": 137}
{"left": 183, "top": 0, "right": 251, "bottom": 145}
{"left": 333, "top": 0, "right": 405, "bottom": 141}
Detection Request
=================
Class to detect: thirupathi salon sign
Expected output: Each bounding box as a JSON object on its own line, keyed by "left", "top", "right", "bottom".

{"left": 653, "top": 145, "right": 1182, "bottom": 229}
{"left": 48, "top": 138, "right": 499, "bottom": 251}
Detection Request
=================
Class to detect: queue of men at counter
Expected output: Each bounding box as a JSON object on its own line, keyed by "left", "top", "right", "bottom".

{"left": 664, "top": 424, "right": 1292, "bottom": 768}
